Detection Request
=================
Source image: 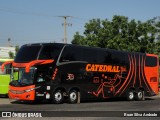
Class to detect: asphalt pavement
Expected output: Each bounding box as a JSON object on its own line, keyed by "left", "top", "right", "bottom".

{"left": 0, "top": 94, "right": 160, "bottom": 120}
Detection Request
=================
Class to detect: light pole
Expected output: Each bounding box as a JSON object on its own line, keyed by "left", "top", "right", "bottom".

{"left": 59, "top": 16, "right": 72, "bottom": 43}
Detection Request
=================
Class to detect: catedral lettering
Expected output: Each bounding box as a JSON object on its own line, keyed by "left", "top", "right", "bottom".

{"left": 86, "top": 64, "right": 120, "bottom": 72}
{"left": 1, "top": 43, "right": 159, "bottom": 104}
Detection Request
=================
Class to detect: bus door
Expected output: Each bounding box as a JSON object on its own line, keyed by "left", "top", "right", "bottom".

{"left": 35, "top": 69, "right": 52, "bottom": 100}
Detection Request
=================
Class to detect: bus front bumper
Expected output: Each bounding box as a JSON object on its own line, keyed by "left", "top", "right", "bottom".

{"left": 8, "top": 85, "right": 35, "bottom": 101}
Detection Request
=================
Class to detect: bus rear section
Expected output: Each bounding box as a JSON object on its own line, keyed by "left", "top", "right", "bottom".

{"left": 114, "top": 53, "right": 158, "bottom": 100}
{"left": 144, "top": 54, "right": 159, "bottom": 96}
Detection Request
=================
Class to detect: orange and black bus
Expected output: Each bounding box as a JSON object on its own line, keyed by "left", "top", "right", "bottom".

{"left": 2, "top": 43, "right": 159, "bottom": 104}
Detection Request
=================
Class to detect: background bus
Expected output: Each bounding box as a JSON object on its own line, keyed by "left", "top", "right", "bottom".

{"left": 0, "top": 58, "right": 13, "bottom": 97}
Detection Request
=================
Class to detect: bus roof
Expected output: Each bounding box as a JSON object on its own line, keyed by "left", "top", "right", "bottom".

{"left": 21, "top": 42, "right": 157, "bottom": 57}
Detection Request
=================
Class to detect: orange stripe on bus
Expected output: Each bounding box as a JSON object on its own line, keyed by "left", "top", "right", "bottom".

{"left": 115, "top": 55, "right": 132, "bottom": 96}
{"left": 120, "top": 54, "right": 134, "bottom": 96}
{"left": 133, "top": 54, "right": 136, "bottom": 87}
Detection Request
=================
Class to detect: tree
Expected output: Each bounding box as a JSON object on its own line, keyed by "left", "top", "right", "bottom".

{"left": 8, "top": 51, "right": 14, "bottom": 59}
{"left": 8, "top": 45, "right": 20, "bottom": 59}
{"left": 72, "top": 15, "right": 160, "bottom": 54}
{"left": 72, "top": 32, "right": 86, "bottom": 45}
{"left": 147, "top": 16, "right": 160, "bottom": 54}
{"left": 15, "top": 45, "right": 20, "bottom": 56}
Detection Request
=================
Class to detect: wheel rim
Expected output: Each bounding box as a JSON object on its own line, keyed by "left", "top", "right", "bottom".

{"left": 55, "top": 92, "right": 62, "bottom": 102}
{"left": 129, "top": 92, "right": 134, "bottom": 100}
{"left": 138, "top": 91, "right": 142, "bottom": 99}
{"left": 70, "top": 92, "right": 77, "bottom": 102}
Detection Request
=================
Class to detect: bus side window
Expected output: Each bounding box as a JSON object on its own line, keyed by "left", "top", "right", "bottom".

{"left": 59, "top": 47, "right": 70, "bottom": 62}
{"left": 39, "top": 46, "right": 52, "bottom": 60}
{"left": 37, "top": 72, "right": 45, "bottom": 82}
{"left": 82, "top": 48, "right": 98, "bottom": 63}
{"left": 59, "top": 46, "right": 82, "bottom": 62}
{"left": 145, "top": 56, "right": 157, "bottom": 67}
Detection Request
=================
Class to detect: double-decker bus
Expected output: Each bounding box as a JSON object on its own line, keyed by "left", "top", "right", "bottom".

{"left": 0, "top": 58, "right": 13, "bottom": 96}
{"left": 2, "top": 43, "right": 159, "bottom": 103}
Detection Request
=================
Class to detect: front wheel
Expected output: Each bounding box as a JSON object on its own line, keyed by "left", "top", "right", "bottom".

{"left": 68, "top": 90, "right": 79, "bottom": 104}
{"left": 52, "top": 90, "right": 64, "bottom": 104}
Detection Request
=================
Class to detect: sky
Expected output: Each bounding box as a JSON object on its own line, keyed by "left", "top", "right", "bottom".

{"left": 0, "top": 0, "right": 160, "bottom": 46}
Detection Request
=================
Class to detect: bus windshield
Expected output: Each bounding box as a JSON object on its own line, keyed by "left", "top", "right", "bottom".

{"left": 11, "top": 68, "right": 35, "bottom": 86}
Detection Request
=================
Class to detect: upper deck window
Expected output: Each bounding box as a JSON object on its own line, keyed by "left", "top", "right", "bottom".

{"left": 15, "top": 45, "right": 42, "bottom": 62}
{"left": 59, "top": 46, "right": 110, "bottom": 63}
{"left": 39, "top": 45, "right": 63, "bottom": 60}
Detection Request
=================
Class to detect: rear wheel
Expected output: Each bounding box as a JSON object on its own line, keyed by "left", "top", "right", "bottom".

{"left": 135, "top": 90, "right": 144, "bottom": 101}
{"left": 52, "top": 90, "right": 64, "bottom": 104}
{"left": 68, "top": 90, "right": 79, "bottom": 104}
{"left": 127, "top": 89, "right": 135, "bottom": 101}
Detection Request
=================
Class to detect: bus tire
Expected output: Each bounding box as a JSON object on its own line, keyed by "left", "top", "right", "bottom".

{"left": 52, "top": 90, "right": 64, "bottom": 104}
{"left": 135, "top": 90, "right": 144, "bottom": 101}
{"left": 68, "top": 90, "right": 79, "bottom": 104}
{"left": 127, "top": 89, "right": 135, "bottom": 101}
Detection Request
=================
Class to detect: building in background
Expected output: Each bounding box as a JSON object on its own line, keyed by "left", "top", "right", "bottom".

{"left": 0, "top": 47, "right": 15, "bottom": 58}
